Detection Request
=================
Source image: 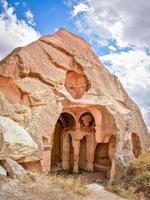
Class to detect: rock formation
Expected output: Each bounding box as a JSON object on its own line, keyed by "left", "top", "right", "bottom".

{"left": 0, "top": 116, "right": 38, "bottom": 161}
{"left": 0, "top": 116, "right": 38, "bottom": 177}
{"left": 0, "top": 28, "right": 149, "bottom": 180}
{"left": 1, "top": 158, "right": 27, "bottom": 178}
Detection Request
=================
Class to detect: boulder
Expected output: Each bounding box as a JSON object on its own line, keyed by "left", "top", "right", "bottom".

{"left": 0, "top": 116, "right": 38, "bottom": 161}
{"left": 2, "top": 158, "right": 27, "bottom": 178}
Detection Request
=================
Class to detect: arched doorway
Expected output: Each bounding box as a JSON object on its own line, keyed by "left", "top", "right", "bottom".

{"left": 94, "top": 135, "right": 117, "bottom": 179}
{"left": 51, "top": 112, "right": 75, "bottom": 169}
{"left": 131, "top": 133, "right": 141, "bottom": 158}
{"left": 79, "top": 112, "right": 96, "bottom": 171}
{"left": 94, "top": 143, "right": 111, "bottom": 172}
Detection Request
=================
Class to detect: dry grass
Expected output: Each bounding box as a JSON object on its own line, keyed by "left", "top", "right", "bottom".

{"left": 0, "top": 172, "right": 88, "bottom": 200}
{"left": 105, "top": 149, "right": 150, "bottom": 200}
{"left": 129, "top": 150, "right": 150, "bottom": 173}
{"left": 48, "top": 173, "right": 89, "bottom": 196}
{"left": 105, "top": 181, "right": 145, "bottom": 200}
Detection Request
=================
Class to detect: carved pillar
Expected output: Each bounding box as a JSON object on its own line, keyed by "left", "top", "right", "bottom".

{"left": 41, "top": 148, "right": 51, "bottom": 174}
{"left": 108, "top": 136, "right": 117, "bottom": 180}
{"left": 41, "top": 137, "right": 52, "bottom": 174}
{"left": 72, "top": 139, "right": 80, "bottom": 173}
{"left": 85, "top": 132, "right": 97, "bottom": 171}
{"left": 62, "top": 131, "right": 70, "bottom": 170}
{"left": 93, "top": 110, "right": 103, "bottom": 143}
{"left": 109, "top": 158, "right": 116, "bottom": 181}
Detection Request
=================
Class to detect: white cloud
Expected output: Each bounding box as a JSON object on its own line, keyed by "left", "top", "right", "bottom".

{"left": 72, "top": 3, "right": 89, "bottom": 17}
{"left": 108, "top": 45, "right": 117, "bottom": 52}
{"left": 25, "top": 9, "right": 35, "bottom": 25}
{"left": 101, "top": 50, "right": 150, "bottom": 131}
{"left": 0, "top": 0, "right": 40, "bottom": 60}
{"left": 71, "top": 0, "right": 150, "bottom": 49}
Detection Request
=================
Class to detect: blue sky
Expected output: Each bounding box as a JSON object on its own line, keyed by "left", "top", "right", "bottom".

{"left": 0, "top": 0, "right": 150, "bottom": 130}
{"left": 0, "top": 0, "right": 112, "bottom": 56}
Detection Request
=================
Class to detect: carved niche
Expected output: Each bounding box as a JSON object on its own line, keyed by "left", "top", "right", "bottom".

{"left": 65, "top": 70, "right": 90, "bottom": 99}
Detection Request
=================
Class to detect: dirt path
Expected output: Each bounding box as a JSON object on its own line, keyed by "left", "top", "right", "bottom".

{"left": 85, "top": 191, "right": 126, "bottom": 200}
{"left": 53, "top": 170, "right": 107, "bottom": 184}
{"left": 85, "top": 183, "right": 126, "bottom": 200}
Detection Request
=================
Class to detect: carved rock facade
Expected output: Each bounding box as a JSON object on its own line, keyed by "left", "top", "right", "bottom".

{"left": 0, "top": 29, "right": 149, "bottom": 180}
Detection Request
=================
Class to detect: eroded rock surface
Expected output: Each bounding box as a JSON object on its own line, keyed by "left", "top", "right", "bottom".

{"left": 0, "top": 163, "right": 7, "bottom": 176}
{"left": 0, "top": 28, "right": 149, "bottom": 179}
{"left": 0, "top": 116, "right": 38, "bottom": 161}
{"left": 2, "top": 158, "right": 27, "bottom": 178}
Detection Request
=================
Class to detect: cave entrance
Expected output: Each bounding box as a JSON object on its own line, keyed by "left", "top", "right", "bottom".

{"left": 51, "top": 112, "right": 75, "bottom": 169}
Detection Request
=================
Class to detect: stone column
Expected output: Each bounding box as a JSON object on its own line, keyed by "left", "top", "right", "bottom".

{"left": 72, "top": 139, "right": 80, "bottom": 173}
{"left": 41, "top": 137, "right": 52, "bottom": 174}
{"left": 41, "top": 147, "right": 52, "bottom": 174}
{"left": 85, "top": 132, "right": 97, "bottom": 171}
{"left": 109, "top": 158, "right": 116, "bottom": 181}
{"left": 108, "top": 136, "right": 116, "bottom": 181}
{"left": 62, "top": 131, "right": 70, "bottom": 170}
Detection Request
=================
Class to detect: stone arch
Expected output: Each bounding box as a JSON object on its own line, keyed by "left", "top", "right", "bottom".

{"left": 51, "top": 112, "right": 76, "bottom": 169}
{"left": 131, "top": 133, "right": 141, "bottom": 158}
{"left": 86, "top": 106, "right": 117, "bottom": 143}
{"left": 59, "top": 112, "right": 76, "bottom": 129}
{"left": 79, "top": 107, "right": 103, "bottom": 143}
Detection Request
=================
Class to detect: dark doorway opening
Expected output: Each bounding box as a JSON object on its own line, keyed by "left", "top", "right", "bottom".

{"left": 51, "top": 112, "right": 75, "bottom": 169}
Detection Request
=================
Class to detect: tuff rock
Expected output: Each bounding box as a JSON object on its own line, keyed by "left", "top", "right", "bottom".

{"left": 0, "top": 116, "right": 38, "bottom": 161}
{"left": 0, "top": 28, "right": 149, "bottom": 179}
{"left": 2, "top": 158, "right": 27, "bottom": 178}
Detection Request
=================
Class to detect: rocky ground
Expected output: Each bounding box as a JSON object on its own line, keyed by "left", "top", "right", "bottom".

{"left": 0, "top": 173, "right": 85, "bottom": 200}
{"left": 0, "top": 150, "right": 150, "bottom": 200}
{"left": 0, "top": 172, "right": 125, "bottom": 200}
{"left": 50, "top": 169, "right": 107, "bottom": 184}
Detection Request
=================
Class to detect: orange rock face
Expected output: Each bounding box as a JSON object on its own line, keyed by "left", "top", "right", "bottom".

{"left": 0, "top": 28, "right": 149, "bottom": 180}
